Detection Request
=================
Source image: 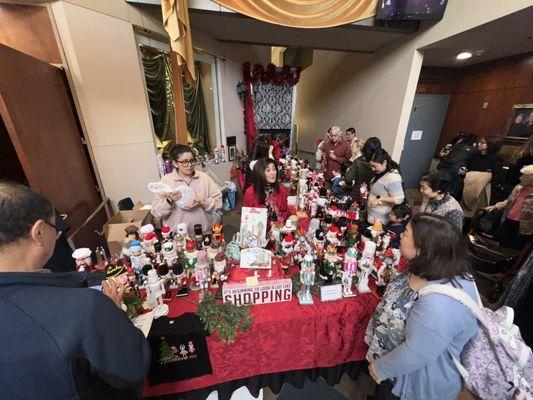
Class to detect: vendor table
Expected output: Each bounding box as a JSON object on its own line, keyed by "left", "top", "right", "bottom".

{"left": 143, "top": 289, "right": 379, "bottom": 400}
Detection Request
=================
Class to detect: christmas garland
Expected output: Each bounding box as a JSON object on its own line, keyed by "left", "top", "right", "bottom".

{"left": 196, "top": 293, "right": 254, "bottom": 344}
{"left": 242, "top": 62, "right": 302, "bottom": 86}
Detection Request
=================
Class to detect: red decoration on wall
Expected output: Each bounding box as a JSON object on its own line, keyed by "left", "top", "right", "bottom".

{"left": 242, "top": 62, "right": 301, "bottom": 86}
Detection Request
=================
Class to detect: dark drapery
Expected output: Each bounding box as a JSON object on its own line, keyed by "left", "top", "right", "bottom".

{"left": 141, "top": 47, "right": 176, "bottom": 144}
{"left": 183, "top": 64, "right": 210, "bottom": 153}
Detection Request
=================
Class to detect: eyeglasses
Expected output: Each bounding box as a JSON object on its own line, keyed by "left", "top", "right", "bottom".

{"left": 176, "top": 159, "right": 197, "bottom": 166}
{"left": 44, "top": 220, "right": 62, "bottom": 238}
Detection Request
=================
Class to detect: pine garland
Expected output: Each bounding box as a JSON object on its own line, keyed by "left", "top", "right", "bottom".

{"left": 196, "top": 293, "right": 254, "bottom": 344}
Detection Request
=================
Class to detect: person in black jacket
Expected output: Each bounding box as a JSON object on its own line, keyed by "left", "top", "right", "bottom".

{"left": 0, "top": 181, "right": 151, "bottom": 400}
{"left": 437, "top": 133, "right": 478, "bottom": 199}
{"left": 468, "top": 136, "right": 504, "bottom": 182}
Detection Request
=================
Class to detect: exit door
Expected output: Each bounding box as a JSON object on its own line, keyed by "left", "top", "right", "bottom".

{"left": 399, "top": 94, "right": 450, "bottom": 189}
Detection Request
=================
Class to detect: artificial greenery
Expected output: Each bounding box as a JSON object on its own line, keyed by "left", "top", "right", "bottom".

{"left": 196, "top": 293, "right": 254, "bottom": 344}
{"left": 123, "top": 294, "right": 144, "bottom": 319}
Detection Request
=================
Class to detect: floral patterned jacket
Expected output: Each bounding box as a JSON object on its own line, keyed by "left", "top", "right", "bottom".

{"left": 365, "top": 273, "right": 416, "bottom": 362}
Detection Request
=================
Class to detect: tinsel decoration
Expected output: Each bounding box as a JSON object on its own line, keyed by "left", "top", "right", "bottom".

{"left": 242, "top": 62, "right": 301, "bottom": 86}
{"left": 196, "top": 293, "right": 254, "bottom": 344}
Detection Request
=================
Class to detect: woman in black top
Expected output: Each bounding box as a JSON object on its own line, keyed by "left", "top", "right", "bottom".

{"left": 468, "top": 136, "right": 504, "bottom": 184}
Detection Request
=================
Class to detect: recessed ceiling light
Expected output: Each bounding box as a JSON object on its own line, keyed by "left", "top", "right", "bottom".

{"left": 457, "top": 52, "right": 473, "bottom": 60}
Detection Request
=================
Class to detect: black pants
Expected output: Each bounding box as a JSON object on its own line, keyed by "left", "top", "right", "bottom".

{"left": 374, "top": 380, "right": 400, "bottom": 400}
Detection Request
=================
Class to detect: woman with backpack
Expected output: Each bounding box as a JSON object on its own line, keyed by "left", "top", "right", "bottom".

{"left": 366, "top": 213, "right": 479, "bottom": 400}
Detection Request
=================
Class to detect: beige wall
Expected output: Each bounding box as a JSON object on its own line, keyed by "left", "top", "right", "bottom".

{"left": 296, "top": 0, "right": 533, "bottom": 161}
{"left": 52, "top": 1, "right": 160, "bottom": 208}
{"left": 192, "top": 29, "right": 270, "bottom": 152}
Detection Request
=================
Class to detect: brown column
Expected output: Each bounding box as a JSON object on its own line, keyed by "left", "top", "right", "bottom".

{"left": 171, "top": 51, "right": 188, "bottom": 145}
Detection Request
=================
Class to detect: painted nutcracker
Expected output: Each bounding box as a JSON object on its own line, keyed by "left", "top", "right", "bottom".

{"left": 298, "top": 253, "right": 315, "bottom": 305}
{"left": 162, "top": 240, "right": 178, "bottom": 266}
{"left": 357, "top": 241, "right": 375, "bottom": 294}
{"left": 194, "top": 251, "right": 210, "bottom": 293}
{"left": 321, "top": 244, "right": 340, "bottom": 283}
{"left": 183, "top": 240, "right": 198, "bottom": 284}
{"left": 341, "top": 247, "right": 358, "bottom": 297}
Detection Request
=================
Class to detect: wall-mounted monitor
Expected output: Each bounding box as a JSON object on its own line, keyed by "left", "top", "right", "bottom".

{"left": 376, "top": 0, "right": 448, "bottom": 21}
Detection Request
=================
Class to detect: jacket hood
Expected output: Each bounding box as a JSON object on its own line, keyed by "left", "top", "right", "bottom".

{"left": 0, "top": 271, "right": 88, "bottom": 288}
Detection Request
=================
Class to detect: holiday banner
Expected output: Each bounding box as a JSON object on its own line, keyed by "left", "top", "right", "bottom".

{"left": 222, "top": 278, "right": 292, "bottom": 306}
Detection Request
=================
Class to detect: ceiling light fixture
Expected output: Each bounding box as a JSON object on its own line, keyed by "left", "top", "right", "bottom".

{"left": 457, "top": 52, "right": 473, "bottom": 60}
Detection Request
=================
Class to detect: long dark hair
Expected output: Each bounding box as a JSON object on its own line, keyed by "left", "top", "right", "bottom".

{"left": 371, "top": 148, "right": 402, "bottom": 177}
{"left": 252, "top": 139, "right": 271, "bottom": 160}
{"left": 362, "top": 137, "right": 381, "bottom": 161}
{"left": 407, "top": 213, "right": 472, "bottom": 283}
{"left": 252, "top": 158, "right": 280, "bottom": 204}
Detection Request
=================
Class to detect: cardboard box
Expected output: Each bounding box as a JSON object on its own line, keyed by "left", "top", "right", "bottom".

{"left": 103, "top": 210, "right": 150, "bottom": 256}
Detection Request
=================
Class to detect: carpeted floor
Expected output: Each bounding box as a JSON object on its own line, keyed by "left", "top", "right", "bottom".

{"left": 277, "top": 378, "right": 349, "bottom": 400}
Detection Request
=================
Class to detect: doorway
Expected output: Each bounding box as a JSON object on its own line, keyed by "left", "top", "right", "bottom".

{"left": 400, "top": 94, "right": 451, "bottom": 189}
{"left": 0, "top": 115, "right": 27, "bottom": 185}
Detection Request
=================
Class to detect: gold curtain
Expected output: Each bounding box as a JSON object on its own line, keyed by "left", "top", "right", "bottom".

{"left": 211, "top": 0, "right": 377, "bottom": 29}
{"left": 161, "top": 0, "right": 196, "bottom": 84}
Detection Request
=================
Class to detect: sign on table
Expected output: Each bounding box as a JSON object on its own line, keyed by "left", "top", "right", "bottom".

{"left": 222, "top": 278, "right": 292, "bottom": 306}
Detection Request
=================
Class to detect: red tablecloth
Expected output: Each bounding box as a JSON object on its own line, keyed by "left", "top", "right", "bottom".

{"left": 143, "top": 290, "right": 379, "bottom": 397}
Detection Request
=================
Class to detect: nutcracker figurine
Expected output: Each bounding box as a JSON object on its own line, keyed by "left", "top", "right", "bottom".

{"left": 162, "top": 240, "right": 178, "bottom": 266}
{"left": 161, "top": 225, "right": 173, "bottom": 242}
{"left": 322, "top": 244, "right": 340, "bottom": 283}
{"left": 281, "top": 234, "right": 294, "bottom": 270}
{"left": 212, "top": 251, "right": 227, "bottom": 288}
{"left": 146, "top": 269, "right": 169, "bottom": 318}
{"left": 357, "top": 241, "right": 375, "bottom": 294}
{"left": 298, "top": 253, "right": 315, "bottom": 305}
{"left": 184, "top": 240, "right": 198, "bottom": 285}
{"left": 194, "top": 251, "right": 210, "bottom": 294}
{"left": 341, "top": 247, "right": 358, "bottom": 297}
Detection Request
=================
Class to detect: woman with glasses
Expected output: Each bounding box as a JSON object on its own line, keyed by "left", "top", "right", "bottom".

{"left": 151, "top": 145, "right": 222, "bottom": 238}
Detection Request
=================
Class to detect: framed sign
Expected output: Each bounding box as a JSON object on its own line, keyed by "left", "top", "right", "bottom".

{"left": 319, "top": 284, "right": 343, "bottom": 302}
{"left": 239, "top": 207, "right": 268, "bottom": 248}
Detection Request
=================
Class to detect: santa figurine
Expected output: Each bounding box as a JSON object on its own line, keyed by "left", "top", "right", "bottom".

{"left": 341, "top": 247, "right": 358, "bottom": 297}
{"left": 139, "top": 224, "right": 155, "bottom": 241}
{"left": 146, "top": 269, "right": 169, "bottom": 318}
{"left": 161, "top": 225, "right": 173, "bottom": 242}
{"left": 325, "top": 226, "right": 340, "bottom": 247}
{"left": 212, "top": 251, "right": 227, "bottom": 287}
{"left": 281, "top": 233, "right": 294, "bottom": 270}
{"left": 142, "top": 232, "right": 158, "bottom": 256}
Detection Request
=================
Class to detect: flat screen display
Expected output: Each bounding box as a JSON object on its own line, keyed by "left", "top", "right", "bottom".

{"left": 376, "top": 0, "right": 448, "bottom": 21}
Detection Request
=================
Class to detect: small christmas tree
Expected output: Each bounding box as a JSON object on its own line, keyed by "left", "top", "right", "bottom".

{"left": 159, "top": 337, "right": 174, "bottom": 364}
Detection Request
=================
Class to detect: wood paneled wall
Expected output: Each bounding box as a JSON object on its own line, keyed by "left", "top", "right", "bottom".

{"left": 0, "top": 3, "right": 61, "bottom": 64}
{"left": 418, "top": 52, "right": 533, "bottom": 156}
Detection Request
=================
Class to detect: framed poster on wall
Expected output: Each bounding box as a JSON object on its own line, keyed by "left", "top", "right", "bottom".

{"left": 506, "top": 104, "right": 533, "bottom": 140}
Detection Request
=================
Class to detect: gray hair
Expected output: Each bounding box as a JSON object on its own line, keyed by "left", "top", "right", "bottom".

{"left": 330, "top": 126, "right": 342, "bottom": 136}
